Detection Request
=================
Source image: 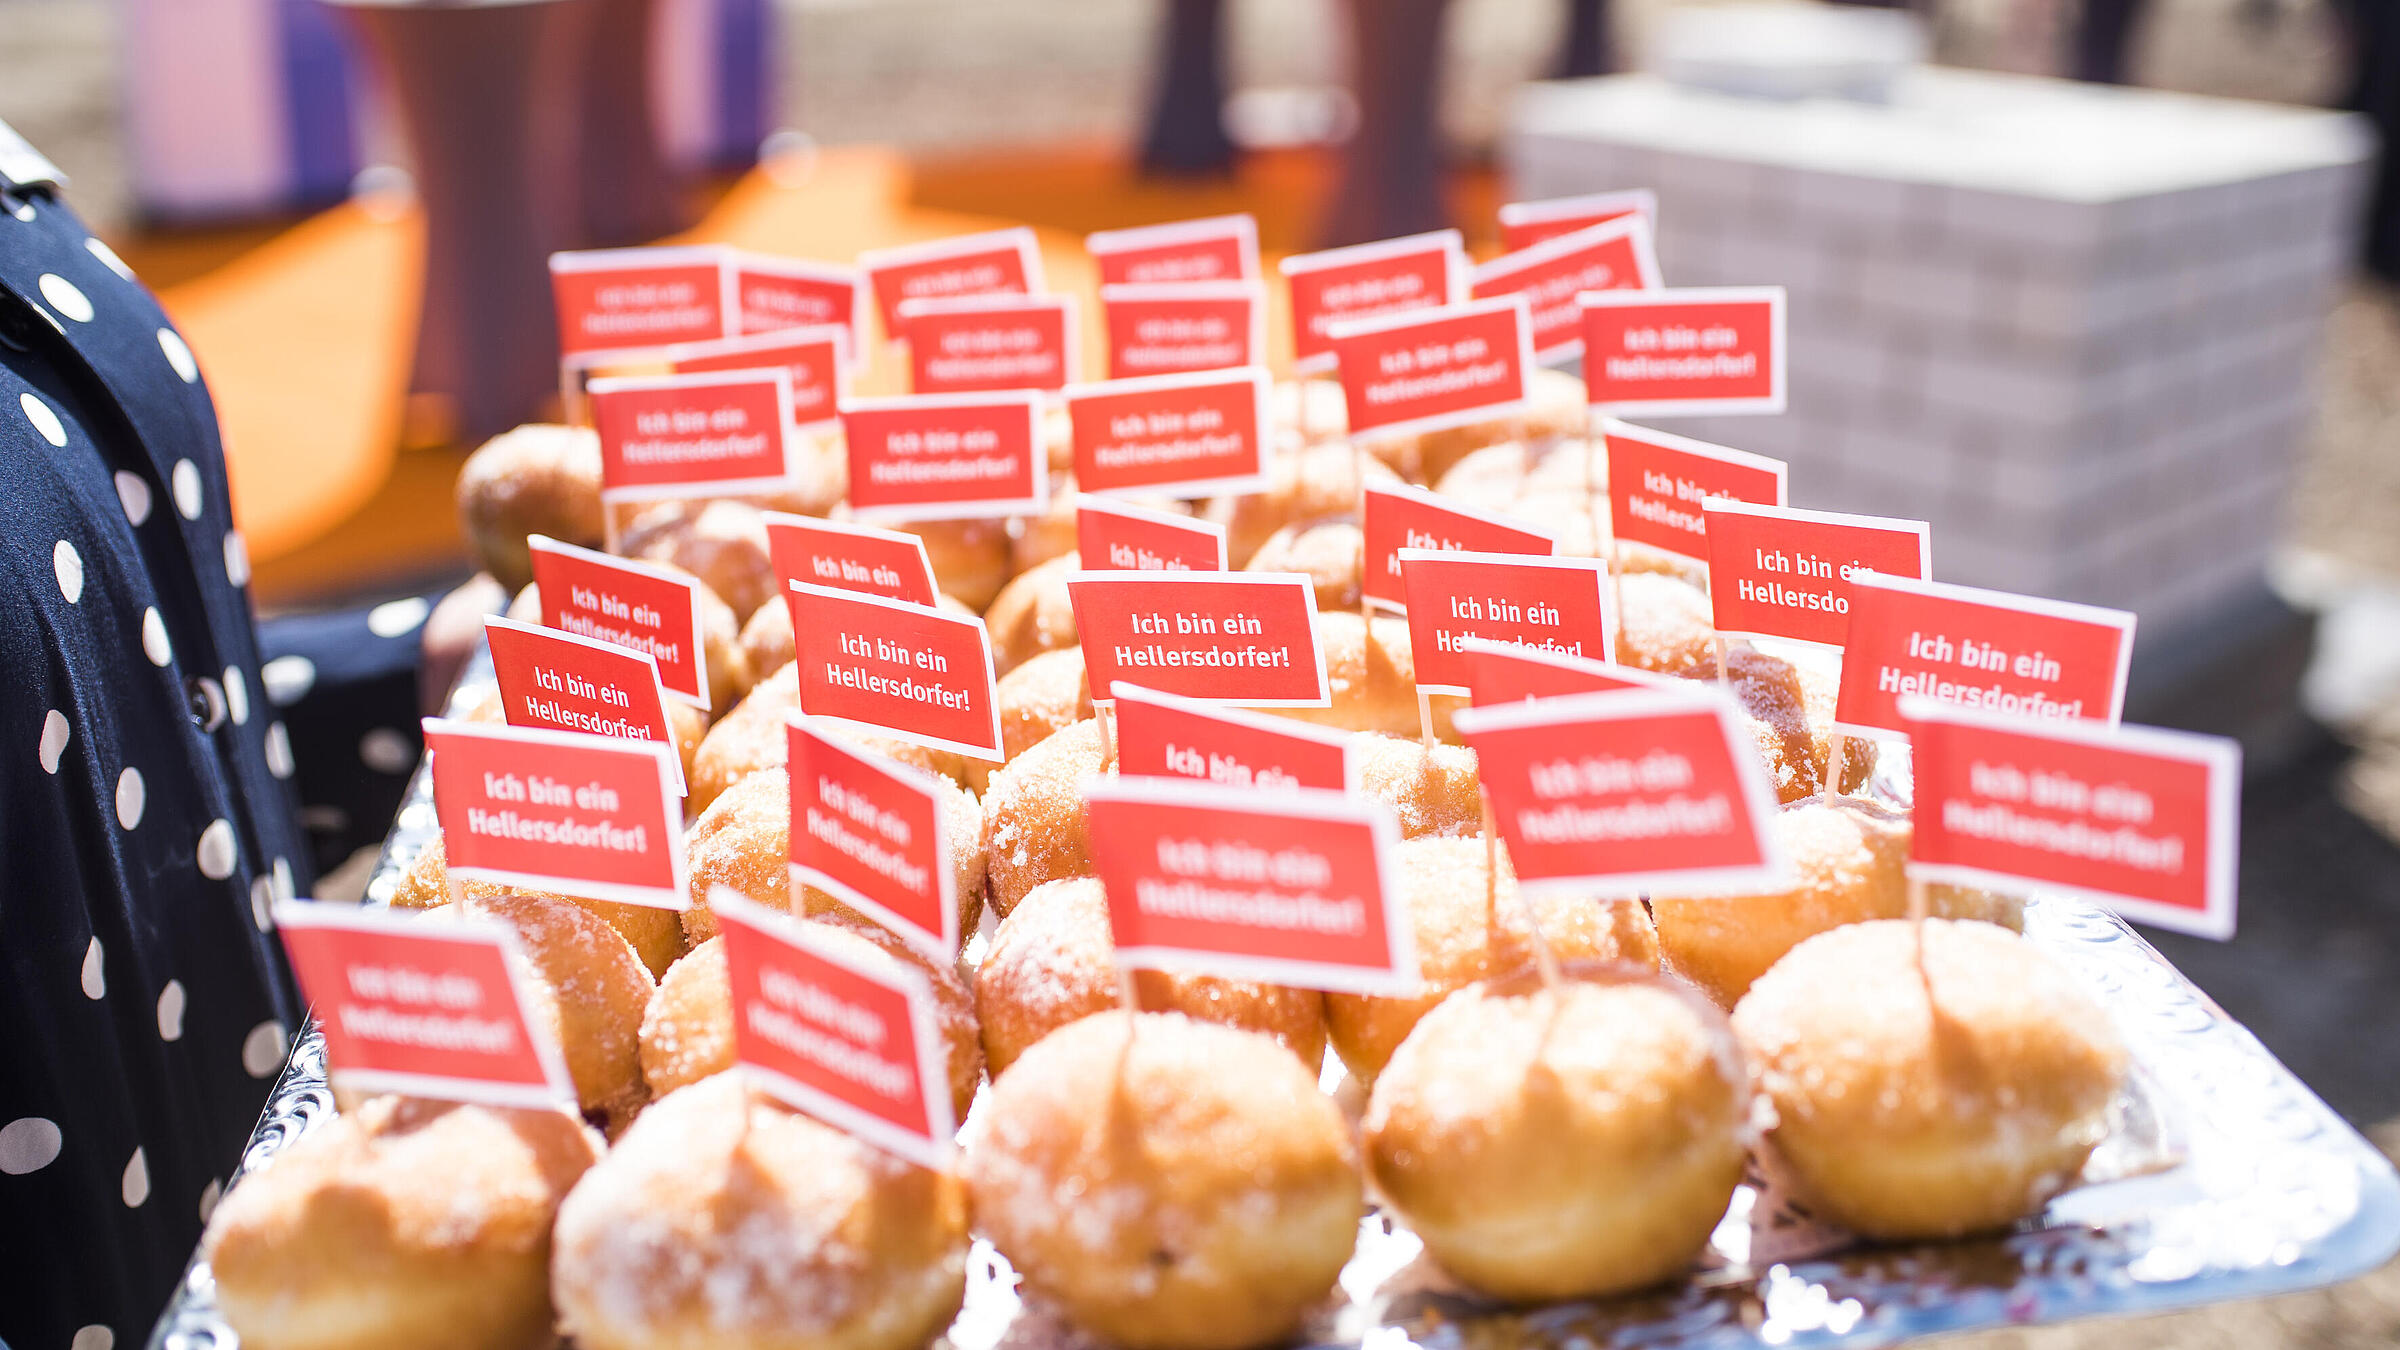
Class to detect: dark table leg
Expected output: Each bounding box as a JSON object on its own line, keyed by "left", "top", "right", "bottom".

{"left": 341, "top": 0, "right": 588, "bottom": 440}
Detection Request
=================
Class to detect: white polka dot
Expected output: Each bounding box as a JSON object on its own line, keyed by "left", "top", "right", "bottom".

{"left": 114, "top": 470, "right": 152, "bottom": 525}
{"left": 141, "top": 607, "right": 171, "bottom": 667}
{"left": 262, "top": 654, "right": 316, "bottom": 706}
{"left": 38, "top": 708, "right": 69, "bottom": 773}
{"left": 11, "top": 200, "right": 32, "bottom": 222}
{"left": 52, "top": 538, "right": 82, "bottom": 602}
{"left": 159, "top": 328, "right": 199, "bottom": 384}
{"left": 224, "top": 665, "right": 250, "bottom": 725}
{"left": 116, "top": 767, "right": 144, "bottom": 829}
{"left": 249, "top": 875, "right": 275, "bottom": 930}
{"left": 272, "top": 856, "right": 294, "bottom": 902}
{"left": 241, "top": 1020, "right": 287, "bottom": 1078}
{"left": 20, "top": 391, "right": 65, "bottom": 447}
{"left": 367, "top": 595, "right": 431, "bottom": 638}
{"left": 223, "top": 530, "right": 250, "bottom": 587}
{"left": 172, "top": 458, "right": 203, "bottom": 519}
{"left": 155, "top": 980, "right": 185, "bottom": 1041}
{"left": 121, "top": 1147, "right": 149, "bottom": 1207}
{"left": 360, "top": 727, "right": 415, "bottom": 775}
{"left": 71, "top": 1325, "right": 113, "bottom": 1350}
{"left": 0, "top": 1118, "right": 61, "bottom": 1174}
{"left": 39, "top": 273, "right": 92, "bottom": 323}
{"left": 264, "top": 721, "right": 295, "bottom": 779}
{"left": 80, "top": 936, "right": 104, "bottom": 999}
{"left": 87, "top": 235, "right": 135, "bottom": 281}
{"left": 197, "top": 819, "right": 237, "bottom": 880}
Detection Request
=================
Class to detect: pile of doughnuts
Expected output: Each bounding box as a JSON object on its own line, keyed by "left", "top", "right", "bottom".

{"left": 200, "top": 366, "right": 2129, "bottom": 1350}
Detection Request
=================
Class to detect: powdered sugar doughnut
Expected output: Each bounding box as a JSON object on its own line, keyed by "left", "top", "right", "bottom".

{"left": 512, "top": 572, "right": 750, "bottom": 713}
{"left": 1270, "top": 611, "right": 1417, "bottom": 738}
{"left": 431, "top": 891, "right": 656, "bottom": 1134}
{"left": 975, "top": 877, "right": 1325, "bottom": 1075}
{"left": 1404, "top": 367, "right": 1585, "bottom": 485}
{"left": 619, "top": 497, "right": 779, "bottom": 625}
{"left": 392, "top": 835, "right": 686, "bottom": 980}
{"left": 552, "top": 1071, "right": 969, "bottom": 1350}
{"left": 679, "top": 761, "right": 985, "bottom": 949}
{"left": 637, "top": 925, "right": 983, "bottom": 1121}
{"left": 1650, "top": 798, "right": 2022, "bottom": 1007}
{"left": 893, "top": 515, "right": 1012, "bottom": 612}
{"left": 981, "top": 717, "right": 1112, "bottom": 917}
{"left": 1351, "top": 733, "right": 1480, "bottom": 838}
{"left": 965, "top": 1011, "right": 1359, "bottom": 1350}
{"left": 1733, "top": 919, "right": 2126, "bottom": 1239}
{"left": 1324, "top": 836, "right": 1658, "bottom": 1083}
{"left": 1365, "top": 967, "right": 1747, "bottom": 1300}
{"left": 455, "top": 669, "right": 709, "bottom": 801}
{"left": 1208, "top": 441, "right": 1395, "bottom": 568}
{"left": 1693, "top": 645, "right": 1874, "bottom": 804}
{"left": 1614, "top": 569, "right": 1717, "bottom": 675}
{"left": 984, "top": 551, "right": 1080, "bottom": 675}
{"left": 687, "top": 663, "right": 972, "bottom": 813}
{"left": 206, "top": 1096, "right": 601, "bottom": 1350}
{"left": 1245, "top": 516, "right": 1363, "bottom": 609}
{"left": 995, "top": 647, "right": 1092, "bottom": 763}
{"left": 456, "top": 423, "right": 605, "bottom": 592}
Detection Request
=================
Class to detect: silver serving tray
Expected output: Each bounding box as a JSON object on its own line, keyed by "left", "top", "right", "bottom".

{"left": 152, "top": 652, "right": 2400, "bottom": 1350}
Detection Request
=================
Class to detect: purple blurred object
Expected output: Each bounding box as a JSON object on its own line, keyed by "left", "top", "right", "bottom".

{"left": 578, "top": 0, "right": 694, "bottom": 244}
{"left": 1140, "top": 0, "right": 1238, "bottom": 178}
{"left": 1321, "top": 0, "right": 1454, "bottom": 247}
{"left": 337, "top": 0, "right": 587, "bottom": 438}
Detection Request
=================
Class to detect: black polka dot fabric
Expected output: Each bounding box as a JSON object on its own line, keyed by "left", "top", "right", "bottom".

{"left": 256, "top": 594, "right": 437, "bottom": 875}
{"left": 0, "top": 156, "right": 312, "bottom": 1348}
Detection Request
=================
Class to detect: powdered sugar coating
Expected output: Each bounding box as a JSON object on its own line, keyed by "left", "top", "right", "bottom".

{"left": 965, "top": 1012, "right": 1359, "bottom": 1350}
{"left": 1731, "top": 918, "right": 2127, "bottom": 1240}
{"left": 1652, "top": 798, "right": 2022, "bottom": 1007}
{"left": 975, "top": 877, "right": 1325, "bottom": 1076}
{"left": 639, "top": 926, "right": 984, "bottom": 1121}
{"left": 679, "top": 759, "right": 986, "bottom": 950}
{"left": 1350, "top": 733, "right": 1480, "bottom": 839}
{"left": 1324, "top": 835, "right": 1659, "bottom": 1083}
{"left": 1364, "top": 971, "right": 1747, "bottom": 1301}
{"left": 206, "top": 1096, "right": 600, "bottom": 1350}
{"left": 981, "top": 719, "right": 1112, "bottom": 916}
{"left": 553, "top": 1072, "right": 967, "bottom": 1350}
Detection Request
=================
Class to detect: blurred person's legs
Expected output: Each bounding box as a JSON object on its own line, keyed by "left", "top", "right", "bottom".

{"left": 2337, "top": 0, "right": 2400, "bottom": 279}
{"left": 1141, "top": 0, "right": 1239, "bottom": 177}
{"left": 1554, "top": 0, "right": 1613, "bottom": 78}
{"left": 338, "top": 0, "right": 586, "bottom": 439}
{"left": 1323, "top": 0, "right": 1454, "bottom": 246}
{"left": 2074, "top": 0, "right": 2148, "bottom": 83}
{"left": 579, "top": 0, "right": 692, "bottom": 244}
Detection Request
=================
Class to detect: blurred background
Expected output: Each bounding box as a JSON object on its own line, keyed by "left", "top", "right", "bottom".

{"left": 2, "top": 0, "right": 2395, "bottom": 1341}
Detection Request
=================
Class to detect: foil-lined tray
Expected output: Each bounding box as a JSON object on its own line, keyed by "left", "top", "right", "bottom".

{"left": 152, "top": 652, "right": 2400, "bottom": 1349}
